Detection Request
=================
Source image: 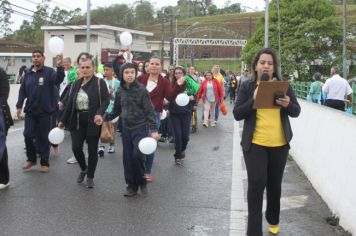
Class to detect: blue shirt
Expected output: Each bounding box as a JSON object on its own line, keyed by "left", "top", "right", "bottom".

{"left": 16, "top": 66, "right": 65, "bottom": 114}
{"left": 104, "top": 78, "right": 120, "bottom": 113}
{"left": 206, "top": 81, "right": 215, "bottom": 102}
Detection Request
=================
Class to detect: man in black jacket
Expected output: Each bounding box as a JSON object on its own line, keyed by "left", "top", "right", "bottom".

{"left": 16, "top": 50, "right": 64, "bottom": 173}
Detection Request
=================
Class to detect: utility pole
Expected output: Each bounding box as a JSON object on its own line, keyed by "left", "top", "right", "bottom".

{"left": 86, "top": 0, "right": 91, "bottom": 53}
{"left": 170, "top": 17, "right": 174, "bottom": 65}
{"left": 264, "top": 0, "right": 269, "bottom": 48}
{"left": 277, "top": 0, "right": 281, "bottom": 73}
{"left": 343, "top": 0, "right": 347, "bottom": 79}
{"left": 161, "top": 15, "right": 165, "bottom": 67}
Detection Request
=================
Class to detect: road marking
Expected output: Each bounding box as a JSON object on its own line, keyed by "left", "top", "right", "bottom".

{"left": 229, "top": 121, "right": 247, "bottom": 236}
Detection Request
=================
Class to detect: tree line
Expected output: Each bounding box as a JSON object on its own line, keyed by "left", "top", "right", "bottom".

{"left": 0, "top": 0, "right": 244, "bottom": 44}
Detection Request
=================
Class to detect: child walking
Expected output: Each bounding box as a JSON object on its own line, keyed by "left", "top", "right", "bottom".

{"left": 112, "top": 63, "right": 159, "bottom": 196}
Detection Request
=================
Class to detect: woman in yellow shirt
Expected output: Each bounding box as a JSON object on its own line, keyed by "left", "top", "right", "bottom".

{"left": 233, "top": 48, "right": 301, "bottom": 236}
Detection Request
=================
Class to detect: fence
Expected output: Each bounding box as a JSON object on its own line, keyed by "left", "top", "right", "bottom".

{"left": 290, "top": 80, "right": 356, "bottom": 115}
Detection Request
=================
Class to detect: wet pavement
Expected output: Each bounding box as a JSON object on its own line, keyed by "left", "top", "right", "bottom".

{"left": 0, "top": 103, "right": 347, "bottom": 236}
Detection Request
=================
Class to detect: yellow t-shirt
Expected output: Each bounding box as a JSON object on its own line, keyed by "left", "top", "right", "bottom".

{"left": 252, "top": 108, "right": 287, "bottom": 147}
{"left": 215, "top": 73, "right": 225, "bottom": 85}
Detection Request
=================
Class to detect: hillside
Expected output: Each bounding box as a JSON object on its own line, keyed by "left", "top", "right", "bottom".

{"left": 143, "top": 11, "right": 262, "bottom": 41}
{"left": 143, "top": 4, "right": 356, "bottom": 41}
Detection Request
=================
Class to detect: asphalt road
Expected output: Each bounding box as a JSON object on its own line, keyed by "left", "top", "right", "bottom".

{"left": 0, "top": 103, "right": 348, "bottom": 236}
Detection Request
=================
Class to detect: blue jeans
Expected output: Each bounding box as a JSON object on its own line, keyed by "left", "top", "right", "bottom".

{"left": 215, "top": 102, "right": 220, "bottom": 121}
{"left": 122, "top": 124, "right": 148, "bottom": 189}
{"left": 145, "top": 111, "right": 161, "bottom": 174}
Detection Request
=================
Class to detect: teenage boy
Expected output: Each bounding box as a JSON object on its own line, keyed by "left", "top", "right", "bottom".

{"left": 112, "top": 63, "right": 159, "bottom": 196}
{"left": 98, "top": 62, "right": 120, "bottom": 156}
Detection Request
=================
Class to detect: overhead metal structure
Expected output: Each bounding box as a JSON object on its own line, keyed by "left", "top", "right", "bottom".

{"left": 173, "top": 38, "right": 247, "bottom": 66}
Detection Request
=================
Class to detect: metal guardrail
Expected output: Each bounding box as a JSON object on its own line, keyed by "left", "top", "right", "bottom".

{"left": 290, "top": 81, "right": 356, "bottom": 115}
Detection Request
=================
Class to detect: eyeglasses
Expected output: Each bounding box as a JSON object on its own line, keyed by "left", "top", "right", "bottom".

{"left": 175, "top": 71, "right": 183, "bottom": 75}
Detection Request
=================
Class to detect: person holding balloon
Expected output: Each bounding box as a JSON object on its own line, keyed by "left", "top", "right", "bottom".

{"left": 169, "top": 66, "right": 199, "bottom": 165}
{"left": 137, "top": 56, "right": 186, "bottom": 182}
{"left": 111, "top": 63, "right": 161, "bottom": 197}
{"left": 16, "top": 50, "right": 65, "bottom": 173}
{"left": 58, "top": 57, "right": 110, "bottom": 188}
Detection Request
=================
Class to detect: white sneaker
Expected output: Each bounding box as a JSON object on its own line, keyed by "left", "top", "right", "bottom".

{"left": 66, "top": 156, "right": 78, "bottom": 164}
{"left": 108, "top": 146, "right": 115, "bottom": 153}
{"left": 0, "top": 182, "right": 10, "bottom": 190}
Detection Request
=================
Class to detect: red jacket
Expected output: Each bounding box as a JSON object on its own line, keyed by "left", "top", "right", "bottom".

{"left": 197, "top": 79, "right": 224, "bottom": 103}
{"left": 137, "top": 74, "right": 185, "bottom": 112}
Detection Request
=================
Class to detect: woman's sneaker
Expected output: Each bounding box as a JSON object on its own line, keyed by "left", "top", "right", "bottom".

{"left": 98, "top": 146, "right": 105, "bottom": 157}
{"left": 66, "top": 156, "right": 78, "bottom": 164}
{"left": 107, "top": 145, "right": 115, "bottom": 153}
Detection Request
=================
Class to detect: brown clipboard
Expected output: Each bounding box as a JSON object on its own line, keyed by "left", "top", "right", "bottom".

{"left": 253, "top": 81, "right": 289, "bottom": 109}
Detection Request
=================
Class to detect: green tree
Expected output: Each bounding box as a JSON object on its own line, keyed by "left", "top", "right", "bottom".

{"left": 134, "top": 1, "right": 154, "bottom": 26}
{"left": 242, "top": 0, "right": 342, "bottom": 80}
{"left": 177, "top": 0, "right": 196, "bottom": 18}
{"left": 207, "top": 4, "right": 219, "bottom": 15}
{"left": 11, "top": 20, "right": 33, "bottom": 43}
{"left": 87, "top": 4, "right": 134, "bottom": 27}
{"left": 0, "top": 0, "right": 13, "bottom": 38}
{"left": 221, "top": 3, "right": 243, "bottom": 14}
{"left": 32, "top": 0, "right": 51, "bottom": 44}
{"left": 192, "top": 0, "right": 212, "bottom": 16}
{"left": 50, "top": 6, "right": 81, "bottom": 25}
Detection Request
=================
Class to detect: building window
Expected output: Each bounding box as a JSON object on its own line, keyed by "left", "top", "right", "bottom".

{"left": 22, "top": 58, "right": 26, "bottom": 63}
{"left": 74, "top": 34, "right": 98, "bottom": 43}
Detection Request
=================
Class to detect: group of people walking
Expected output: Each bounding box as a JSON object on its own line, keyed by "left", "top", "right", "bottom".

{"left": 1, "top": 48, "right": 234, "bottom": 197}
{"left": 2, "top": 46, "right": 330, "bottom": 236}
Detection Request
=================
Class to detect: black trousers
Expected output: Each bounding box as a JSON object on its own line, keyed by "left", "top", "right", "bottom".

{"left": 325, "top": 99, "right": 345, "bottom": 111}
{"left": 170, "top": 112, "right": 191, "bottom": 159}
{"left": 121, "top": 124, "right": 147, "bottom": 190}
{"left": 24, "top": 113, "right": 52, "bottom": 166}
{"left": 70, "top": 112, "right": 100, "bottom": 179}
{"left": 243, "top": 143, "right": 289, "bottom": 236}
{"left": 0, "top": 148, "right": 9, "bottom": 184}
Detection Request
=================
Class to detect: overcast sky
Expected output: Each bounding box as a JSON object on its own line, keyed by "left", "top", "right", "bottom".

{"left": 9, "top": 0, "right": 265, "bottom": 31}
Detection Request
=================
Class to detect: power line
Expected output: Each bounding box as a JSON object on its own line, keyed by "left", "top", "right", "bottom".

{"left": 5, "top": 4, "right": 118, "bottom": 41}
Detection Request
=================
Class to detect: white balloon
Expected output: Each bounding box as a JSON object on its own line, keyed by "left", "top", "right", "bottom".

{"left": 48, "top": 127, "right": 65, "bottom": 145}
{"left": 112, "top": 116, "right": 119, "bottom": 123}
{"left": 160, "top": 110, "right": 167, "bottom": 120}
{"left": 120, "top": 32, "right": 133, "bottom": 46}
{"left": 175, "top": 93, "right": 190, "bottom": 106}
{"left": 48, "top": 36, "right": 64, "bottom": 55}
{"left": 138, "top": 137, "right": 157, "bottom": 155}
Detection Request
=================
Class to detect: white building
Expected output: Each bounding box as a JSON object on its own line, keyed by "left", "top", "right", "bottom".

{"left": 146, "top": 40, "right": 171, "bottom": 69}
{"left": 41, "top": 24, "right": 154, "bottom": 67}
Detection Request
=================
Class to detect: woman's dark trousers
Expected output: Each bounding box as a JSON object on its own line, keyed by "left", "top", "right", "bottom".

{"left": 70, "top": 112, "right": 99, "bottom": 179}
{"left": 243, "top": 143, "right": 289, "bottom": 236}
{"left": 0, "top": 148, "right": 9, "bottom": 184}
{"left": 170, "top": 113, "right": 191, "bottom": 159}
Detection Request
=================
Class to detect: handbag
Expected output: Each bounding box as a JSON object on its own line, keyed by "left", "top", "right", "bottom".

{"left": 97, "top": 78, "right": 114, "bottom": 143}
{"left": 100, "top": 120, "right": 114, "bottom": 143}
{"left": 219, "top": 102, "right": 228, "bottom": 116}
